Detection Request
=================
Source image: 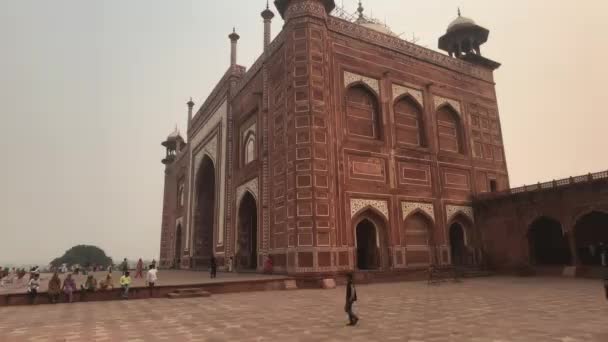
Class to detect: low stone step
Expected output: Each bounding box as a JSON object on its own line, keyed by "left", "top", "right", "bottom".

{"left": 173, "top": 288, "right": 208, "bottom": 294}
{"left": 167, "top": 290, "right": 211, "bottom": 299}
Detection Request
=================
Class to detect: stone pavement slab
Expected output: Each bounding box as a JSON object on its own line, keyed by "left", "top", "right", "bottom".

{"left": 0, "top": 277, "right": 606, "bottom": 341}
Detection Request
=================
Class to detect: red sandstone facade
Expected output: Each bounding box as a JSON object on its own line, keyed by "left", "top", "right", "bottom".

{"left": 159, "top": 0, "right": 510, "bottom": 275}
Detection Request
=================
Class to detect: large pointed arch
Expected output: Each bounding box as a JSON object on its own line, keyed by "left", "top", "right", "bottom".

{"left": 527, "top": 216, "right": 571, "bottom": 266}
{"left": 353, "top": 209, "right": 391, "bottom": 270}
{"left": 447, "top": 212, "right": 475, "bottom": 266}
{"left": 235, "top": 190, "right": 259, "bottom": 271}
{"left": 193, "top": 154, "right": 217, "bottom": 267}
{"left": 573, "top": 210, "right": 608, "bottom": 265}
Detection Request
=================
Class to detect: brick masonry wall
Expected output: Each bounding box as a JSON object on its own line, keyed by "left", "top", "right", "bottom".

{"left": 474, "top": 179, "right": 608, "bottom": 270}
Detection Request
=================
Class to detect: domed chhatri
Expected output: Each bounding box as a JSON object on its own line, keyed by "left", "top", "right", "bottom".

{"left": 438, "top": 8, "right": 500, "bottom": 70}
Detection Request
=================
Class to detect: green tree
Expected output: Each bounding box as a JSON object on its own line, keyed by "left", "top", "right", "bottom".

{"left": 50, "top": 245, "right": 113, "bottom": 268}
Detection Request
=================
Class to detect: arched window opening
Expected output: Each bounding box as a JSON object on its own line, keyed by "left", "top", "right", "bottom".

{"left": 177, "top": 183, "right": 185, "bottom": 208}
{"left": 437, "top": 105, "right": 464, "bottom": 154}
{"left": 244, "top": 135, "right": 256, "bottom": 165}
{"left": 403, "top": 212, "right": 432, "bottom": 247}
{"left": 394, "top": 96, "right": 425, "bottom": 147}
{"left": 345, "top": 85, "right": 381, "bottom": 140}
{"left": 489, "top": 179, "right": 498, "bottom": 193}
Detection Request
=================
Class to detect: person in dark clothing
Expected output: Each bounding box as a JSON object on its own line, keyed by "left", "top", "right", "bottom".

{"left": 603, "top": 271, "right": 607, "bottom": 301}
{"left": 344, "top": 273, "right": 359, "bottom": 326}
{"left": 209, "top": 257, "right": 217, "bottom": 279}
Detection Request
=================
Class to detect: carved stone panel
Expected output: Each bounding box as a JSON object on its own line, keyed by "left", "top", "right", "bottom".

{"left": 393, "top": 84, "right": 424, "bottom": 107}
{"left": 350, "top": 198, "right": 389, "bottom": 221}
{"left": 344, "top": 71, "right": 380, "bottom": 95}
{"left": 434, "top": 96, "right": 462, "bottom": 116}
{"left": 446, "top": 205, "right": 474, "bottom": 223}
{"left": 402, "top": 202, "right": 435, "bottom": 222}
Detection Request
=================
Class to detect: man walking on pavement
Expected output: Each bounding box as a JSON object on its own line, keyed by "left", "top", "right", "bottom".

{"left": 345, "top": 273, "right": 359, "bottom": 326}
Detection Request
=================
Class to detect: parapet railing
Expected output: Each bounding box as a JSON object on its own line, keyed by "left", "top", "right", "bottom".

{"left": 477, "top": 170, "right": 608, "bottom": 199}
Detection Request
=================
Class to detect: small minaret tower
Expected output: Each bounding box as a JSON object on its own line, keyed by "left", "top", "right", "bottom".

{"left": 161, "top": 127, "right": 184, "bottom": 165}
{"left": 438, "top": 8, "right": 500, "bottom": 70}
{"left": 261, "top": 1, "right": 275, "bottom": 50}
{"left": 229, "top": 28, "right": 240, "bottom": 66}
{"left": 186, "top": 97, "right": 194, "bottom": 132}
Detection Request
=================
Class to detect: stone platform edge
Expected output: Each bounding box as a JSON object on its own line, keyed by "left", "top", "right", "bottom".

{"left": 0, "top": 277, "right": 293, "bottom": 307}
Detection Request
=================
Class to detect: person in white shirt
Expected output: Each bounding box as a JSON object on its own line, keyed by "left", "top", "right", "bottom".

{"left": 27, "top": 273, "right": 40, "bottom": 304}
{"left": 146, "top": 265, "right": 158, "bottom": 287}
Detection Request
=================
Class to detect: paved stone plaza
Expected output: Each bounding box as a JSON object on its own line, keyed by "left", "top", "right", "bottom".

{"left": 0, "top": 277, "right": 606, "bottom": 341}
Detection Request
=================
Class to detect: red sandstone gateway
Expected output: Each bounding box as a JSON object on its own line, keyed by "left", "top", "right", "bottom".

{"left": 159, "top": 0, "right": 607, "bottom": 279}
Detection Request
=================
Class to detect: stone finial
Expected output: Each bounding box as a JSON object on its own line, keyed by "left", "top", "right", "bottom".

{"left": 262, "top": 0, "right": 275, "bottom": 20}
{"left": 228, "top": 27, "right": 240, "bottom": 41}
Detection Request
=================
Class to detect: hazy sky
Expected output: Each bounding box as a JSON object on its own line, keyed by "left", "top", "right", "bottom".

{"left": 1, "top": 0, "right": 607, "bottom": 265}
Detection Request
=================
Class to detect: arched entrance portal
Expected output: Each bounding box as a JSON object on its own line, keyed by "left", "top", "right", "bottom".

{"left": 236, "top": 192, "right": 258, "bottom": 270}
{"left": 449, "top": 223, "right": 467, "bottom": 266}
{"left": 528, "top": 217, "right": 571, "bottom": 265}
{"left": 194, "top": 156, "right": 216, "bottom": 267}
{"left": 355, "top": 210, "right": 390, "bottom": 270}
{"left": 356, "top": 219, "right": 379, "bottom": 270}
{"left": 174, "top": 224, "right": 182, "bottom": 269}
{"left": 574, "top": 211, "right": 608, "bottom": 265}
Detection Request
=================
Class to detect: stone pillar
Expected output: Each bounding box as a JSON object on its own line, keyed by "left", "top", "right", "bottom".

{"left": 229, "top": 28, "right": 240, "bottom": 66}
{"left": 567, "top": 230, "right": 580, "bottom": 266}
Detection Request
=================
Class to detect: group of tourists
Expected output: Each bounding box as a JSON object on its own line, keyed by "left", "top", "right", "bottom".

{"left": 20, "top": 257, "right": 159, "bottom": 304}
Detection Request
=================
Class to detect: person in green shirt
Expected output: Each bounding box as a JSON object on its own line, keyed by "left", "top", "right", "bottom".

{"left": 120, "top": 271, "right": 131, "bottom": 299}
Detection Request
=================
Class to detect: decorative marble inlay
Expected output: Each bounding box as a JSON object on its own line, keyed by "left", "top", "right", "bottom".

{"left": 446, "top": 205, "right": 474, "bottom": 223}
{"left": 344, "top": 71, "right": 380, "bottom": 95}
{"left": 350, "top": 198, "right": 389, "bottom": 220}
{"left": 434, "top": 96, "right": 462, "bottom": 115}
{"left": 393, "top": 84, "right": 424, "bottom": 107}
{"left": 236, "top": 177, "right": 259, "bottom": 205}
{"left": 401, "top": 202, "right": 435, "bottom": 222}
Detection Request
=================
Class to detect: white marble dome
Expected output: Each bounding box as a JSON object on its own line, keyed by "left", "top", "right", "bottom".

{"left": 360, "top": 22, "right": 397, "bottom": 36}
{"left": 447, "top": 15, "right": 477, "bottom": 33}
